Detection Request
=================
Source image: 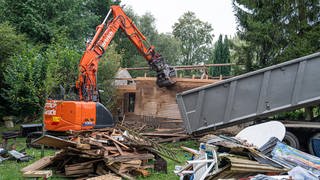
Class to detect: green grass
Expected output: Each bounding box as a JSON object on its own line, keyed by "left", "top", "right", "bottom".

{"left": 0, "top": 146, "right": 64, "bottom": 180}
{"left": 0, "top": 125, "right": 198, "bottom": 179}
{"left": 0, "top": 125, "right": 66, "bottom": 180}
{"left": 137, "top": 140, "right": 198, "bottom": 180}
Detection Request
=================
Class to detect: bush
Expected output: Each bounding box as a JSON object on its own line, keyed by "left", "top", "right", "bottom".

{"left": 45, "top": 36, "right": 80, "bottom": 100}
{"left": 1, "top": 45, "right": 46, "bottom": 120}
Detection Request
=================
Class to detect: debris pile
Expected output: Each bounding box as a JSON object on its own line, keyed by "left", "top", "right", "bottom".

{"left": 22, "top": 126, "right": 178, "bottom": 179}
{"left": 175, "top": 122, "right": 320, "bottom": 180}
{"left": 121, "top": 115, "right": 189, "bottom": 143}
{"left": 140, "top": 128, "right": 189, "bottom": 143}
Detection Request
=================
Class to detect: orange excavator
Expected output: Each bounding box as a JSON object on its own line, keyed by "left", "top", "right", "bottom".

{"left": 44, "top": 5, "right": 176, "bottom": 132}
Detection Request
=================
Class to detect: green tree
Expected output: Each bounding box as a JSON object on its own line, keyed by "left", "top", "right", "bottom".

{"left": 112, "top": 8, "right": 164, "bottom": 77}
{"left": 87, "top": 0, "right": 111, "bottom": 22}
{"left": 129, "top": 12, "right": 159, "bottom": 77}
{"left": 173, "top": 11, "right": 214, "bottom": 66}
{"left": 229, "top": 36, "right": 253, "bottom": 75}
{"left": 211, "top": 35, "right": 223, "bottom": 76}
{"left": 2, "top": 0, "right": 98, "bottom": 43}
{"left": 138, "top": 12, "right": 158, "bottom": 43}
{"left": 0, "top": 22, "right": 27, "bottom": 118}
{"left": 97, "top": 44, "right": 122, "bottom": 110}
{"left": 0, "top": 0, "right": 4, "bottom": 22}
{"left": 1, "top": 45, "right": 47, "bottom": 119}
{"left": 233, "top": 0, "right": 320, "bottom": 71}
{"left": 113, "top": 7, "right": 140, "bottom": 69}
{"left": 210, "top": 35, "right": 231, "bottom": 76}
{"left": 0, "top": 22, "right": 26, "bottom": 70}
{"left": 222, "top": 35, "right": 231, "bottom": 76}
{"left": 45, "top": 35, "right": 81, "bottom": 100}
{"left": 153, "top": 33, "right": 182, "bottom": 66}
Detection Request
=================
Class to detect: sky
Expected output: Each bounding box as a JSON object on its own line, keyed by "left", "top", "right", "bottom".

{"left": 120, "top": 0, "right": 237, "bottom": 41}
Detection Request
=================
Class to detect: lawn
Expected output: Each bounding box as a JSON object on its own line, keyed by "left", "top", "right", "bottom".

{"left": 0, "top": 125, "right": 198, "bottom": 180}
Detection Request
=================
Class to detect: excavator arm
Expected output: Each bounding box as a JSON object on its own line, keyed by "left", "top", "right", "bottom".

{"left": 77, "top": 5, "right": 176, "bottom": 101}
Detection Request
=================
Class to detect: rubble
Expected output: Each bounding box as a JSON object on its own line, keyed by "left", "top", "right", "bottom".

{"left": 175, "top": 121, "right": 320, "bottom": 180}
{"left": 121, "top": 115, "right": 190, "bottom": 143}
{"left": 25, "top": 126, "right": 178, "bottom": 179}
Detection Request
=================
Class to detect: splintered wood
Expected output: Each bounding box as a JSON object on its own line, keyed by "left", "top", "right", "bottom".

{"left": 28, "top": 127, "right": 175, "bottom": 179}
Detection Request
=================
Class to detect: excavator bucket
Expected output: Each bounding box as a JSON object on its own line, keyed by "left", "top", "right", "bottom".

{"left": 157, "top": 78, "right": 176, "bottom": 87}
{"left": 149, "top": 56, "right": 176, "bottom": 87}
{"left": 156, "top": 68, "right": 176, "bottom": 87}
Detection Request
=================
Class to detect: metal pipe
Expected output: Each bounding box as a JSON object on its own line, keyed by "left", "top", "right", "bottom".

{"left": 102, "top": 9, "right": 113, "bottom": 25}
{"left": 87, "top": 9, "right": 112, "bottom": 50}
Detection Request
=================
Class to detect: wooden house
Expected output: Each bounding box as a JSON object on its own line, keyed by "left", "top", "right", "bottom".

{"left": 115, "top": 69, "right": 220, "bottom": 131}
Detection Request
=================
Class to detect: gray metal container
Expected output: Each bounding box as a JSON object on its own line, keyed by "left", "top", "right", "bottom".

{"left": 177, "top": 52, "right": 320, "bottom": 134}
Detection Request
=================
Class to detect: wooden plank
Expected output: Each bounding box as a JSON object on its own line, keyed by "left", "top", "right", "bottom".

{"left": 86, "top": 174, "right": 121, "bottom": 180}
{"left": 118, "top": 160, "right": 141, "bottom": 173}
{"left": 125, "top": 64, "right": 235, "bottom": 71}
{"left": 107, "top": 164, "right": 135, "bottom": 180}
{"left": 114, "top": 143, "right": 124, "bottom": 155}
{"left": 66, "top": 147, "right": 101, "bottom": 157}
{"left": 64, "top": 159, "right": 101, "bottom": 171}
{"left": 232, "top": 163, "right": 284, "bottom": 170}
{"left": 32, "top": 135, "right": 77, "bottom": 149}
{"left": 106, "top": 153, "right": 154, "bottom": 163}
{"left": 140, "top": 164, "right": 154, "bottom": 169}
{"left": 231, "top": 167, "right": 285, "bottom": 173}
{"left": 103, "top": 134, "right": 130, "bottom": 150}
{"left": 23, "top": 170, "right": 52, "bottom": 178}
{"left": 180, "top": 146, "right": 199, "bottom": 155}
{"left": 104, "top": 146, "right": 119, "bottom": 151}
{"left": 141, "top": 133, "right": 187, "bottom": 137}
{"left": 64, "top": 160, "right": 97, "bottom": 176}
{"left": 134, "top": 77, "right": 218, "bottom": 83}
{"left": 157, "top": 136, "right": 189, "bottom": 143}
{"left": 76, "top": 143, "right": 91, "bottom": 150}
{"left": 65, "top": 163, "right": 93, "bottom": 171}
{"left": 65, "top": 168, "right": 94, "bottom": 176}
{"left": 155, "top": 128, "right": 185, "bottom": 132}
{"left": 21, "top": 156, "right": 54, "bottom": 172}
{"left": 134, "top": 168, "right": 150, "bottom": 177}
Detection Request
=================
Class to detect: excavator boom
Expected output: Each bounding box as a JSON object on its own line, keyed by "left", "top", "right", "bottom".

{"left": 44, "top": 5, "right": 176, "bottom": 132}
{"left": 77, "top": 5, "right": 176, "bottom": 101}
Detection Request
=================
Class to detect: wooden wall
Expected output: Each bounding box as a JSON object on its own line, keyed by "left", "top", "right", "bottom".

{"left": 134, "top": 77, "right": 218, "bottom": 119}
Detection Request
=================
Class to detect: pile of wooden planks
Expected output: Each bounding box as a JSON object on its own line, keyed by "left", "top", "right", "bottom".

{"left": 121, "top": 114, "right": 190, "bottom": 143}
{"left": 25, "top": 127, "right": 176, "bottom": 179}
{"left": 140, "top": 127, "right": 189, "bottom": 143}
